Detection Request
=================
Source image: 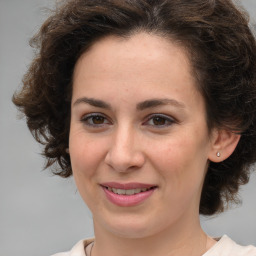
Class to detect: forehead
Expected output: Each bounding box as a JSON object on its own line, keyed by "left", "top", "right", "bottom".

{"left": 73, "top": 32, "right": 195, "bottom": 85}
{"left": 72, "top": 32, "right": 202, "bottom": 110}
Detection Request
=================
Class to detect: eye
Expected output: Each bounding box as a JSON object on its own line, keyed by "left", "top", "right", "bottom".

{"left": 144, "top": 114, "right": 175, "bottom": 128}
{"left": 81, "top": 113, "right": 111, "bottom": 127}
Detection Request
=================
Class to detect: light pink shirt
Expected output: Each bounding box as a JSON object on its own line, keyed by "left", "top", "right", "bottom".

{"left": 51, "top": 235, "right": 256, "bottom": 256}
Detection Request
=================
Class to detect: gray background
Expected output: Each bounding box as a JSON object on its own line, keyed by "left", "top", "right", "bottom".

{"left": 0, "top": 0, "right": 256, "bottom": 255}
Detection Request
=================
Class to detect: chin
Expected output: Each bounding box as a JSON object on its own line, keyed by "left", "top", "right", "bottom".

{"left": 109, "top": 226, "right": 155, "bottom": 239}
{"left": 96, "top": 213, "right": 166, "bottom": 239}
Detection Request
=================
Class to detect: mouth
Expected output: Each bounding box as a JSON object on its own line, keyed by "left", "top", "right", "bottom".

{"left": 100, "top": 182, "right": 157, "bottom": 207}
{"left": 103, "top": 186, "right": 155, "bottom": 195}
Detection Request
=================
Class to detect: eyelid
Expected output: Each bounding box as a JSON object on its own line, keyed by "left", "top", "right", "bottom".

{"left": 143, "top": 113, "right": 177, "bottom": 127}
{"left": 80, "top": 112, "right": 177, "bottom": 129}
{"left": 81, "top": 112, "right": 112, "bottom": 127}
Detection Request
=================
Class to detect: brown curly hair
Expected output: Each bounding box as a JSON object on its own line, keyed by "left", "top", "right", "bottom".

{"left": 13, "top": 0, "right": 256, "bottom": 215}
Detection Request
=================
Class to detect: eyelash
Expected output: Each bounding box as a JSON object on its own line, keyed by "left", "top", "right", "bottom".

{"left": 143, "top": 114, "right": 176, "bottom": 128}
{"left": 81, "top": 113, "right": 111, "bottom": 127}
{"left": 80, "top": 113, "right": 176, "bottom": 128}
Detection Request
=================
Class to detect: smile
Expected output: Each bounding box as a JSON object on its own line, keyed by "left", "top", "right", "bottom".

{"left": 105, "top": 187, "right": 153, "bottom": 195}
{"left": 101, "top": 182, "right": 157, "bottom": 207}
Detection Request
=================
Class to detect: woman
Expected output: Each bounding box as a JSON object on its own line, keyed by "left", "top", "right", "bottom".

{"left": 13, "top": 0, "right": 256, "bottom": 255}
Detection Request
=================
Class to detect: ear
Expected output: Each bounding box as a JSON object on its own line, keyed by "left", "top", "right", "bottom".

{"left": 208, "top": 129, "right": 241, "bottom": 163}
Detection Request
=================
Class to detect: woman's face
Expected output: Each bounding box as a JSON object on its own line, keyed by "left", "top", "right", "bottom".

{"left": 69, "top": 33, "right": 215, "bottom": 238}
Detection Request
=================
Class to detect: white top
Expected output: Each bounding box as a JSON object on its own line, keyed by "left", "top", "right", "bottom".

{"left": 51, "top": 235, "right": 256, "bottom": 256}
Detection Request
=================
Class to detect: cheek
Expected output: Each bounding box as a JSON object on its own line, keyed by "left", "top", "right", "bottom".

{"left": 69, "top": 132, "right": 106, "bottom": 178}
{"left": 69, "top": 134, "right": 108, "bottom": 205}
{"left": 150, "top": 134, "right": 209, "bottom": 187}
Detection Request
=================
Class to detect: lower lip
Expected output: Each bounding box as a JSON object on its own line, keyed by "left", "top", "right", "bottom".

{"left": 102, "top": 187, "right": 156, "bottom": 207}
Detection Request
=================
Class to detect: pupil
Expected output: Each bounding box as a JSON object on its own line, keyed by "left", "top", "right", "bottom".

{"left": 153, "top": 117, "right": 165, "bottom": 125}
{"left": 93, "top": 116, "right": 104, "bottom": 124}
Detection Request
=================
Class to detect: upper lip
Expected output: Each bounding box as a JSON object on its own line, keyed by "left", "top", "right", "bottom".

{"left": 100, "top": 182, "right": 157, "bottom": 190}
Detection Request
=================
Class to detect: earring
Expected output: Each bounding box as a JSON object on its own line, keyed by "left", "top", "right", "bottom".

{"left": 216, "top": 152, "right": 221, "bottom": 157}
{"left": 65, "top": 148, "right": 70, "bottom": 154}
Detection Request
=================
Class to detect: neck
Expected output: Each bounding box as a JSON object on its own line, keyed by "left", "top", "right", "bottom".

{"left": 91, "top": 216, "right": 213, "bottom": 256}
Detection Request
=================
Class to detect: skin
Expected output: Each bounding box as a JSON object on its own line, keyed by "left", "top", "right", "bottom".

{"left": 69, "top": 33, "right": 239, "bottom": 256}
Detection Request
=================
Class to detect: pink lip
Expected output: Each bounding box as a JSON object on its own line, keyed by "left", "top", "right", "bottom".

{"left": 100, "top": 182, "right": 157, "bottom": 207}
{"left": 101, "top": 182, "right": 155, "bottom": 190}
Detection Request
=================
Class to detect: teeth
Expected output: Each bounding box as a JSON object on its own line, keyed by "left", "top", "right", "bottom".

{"left": 108, "top": 187, "right": 152, "bottom": 195}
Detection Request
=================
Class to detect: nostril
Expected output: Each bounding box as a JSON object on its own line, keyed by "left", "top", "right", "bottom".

{"left": 104, "top": 147, "right": 145, "bottom": 172}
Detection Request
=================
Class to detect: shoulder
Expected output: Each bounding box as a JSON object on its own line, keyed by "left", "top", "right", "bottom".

{"left": 204, "top": 235, "right": 256, "bottom": 256}
{"left": 51, "top": 238, "right": 94, "bottom": 256}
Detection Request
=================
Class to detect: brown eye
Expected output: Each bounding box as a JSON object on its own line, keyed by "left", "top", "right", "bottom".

{"left": 91, "top": 116, "right": 105, "bottom": 124}
{"left": 152, "top": 117, "right": 167, "bottom": 126}
{"left": 81, "top": 113, "right": 110, "bottom": 127}
{"left": 144, "top": 114, "right": 175, "bottom": 128}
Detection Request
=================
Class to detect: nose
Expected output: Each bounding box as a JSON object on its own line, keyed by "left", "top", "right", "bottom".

{"left": 104, "top": 125, "right": 145, "bottom": 172}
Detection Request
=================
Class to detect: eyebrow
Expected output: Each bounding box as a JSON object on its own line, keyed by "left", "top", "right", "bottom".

{"left": 73, "top": 97, "right": 185, "bottom": 110}
{"left": 73, "top": 97, "right": 111, "bottom": 109}
{"left": 136, "top": 98, "right": 185, "bottom": 111}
